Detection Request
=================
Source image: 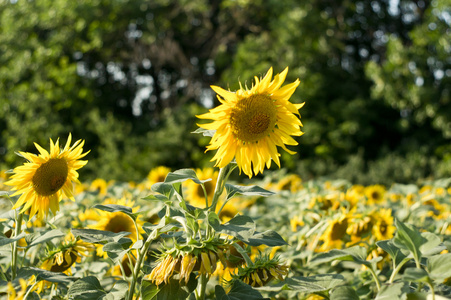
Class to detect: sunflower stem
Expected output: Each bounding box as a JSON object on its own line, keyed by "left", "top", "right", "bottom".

{"left": 197, "top": 273, "right": 209, "bottom": 300}
{"left": 126, "top": 229, "right": 160, "bottom": 300}
{"left": 368, "top": 266, "right": 381, "bottom": 292}
{"left": 210, "top": 164, "right": 237, "bottom": 213}
{"left": 11, "top": 210, "right": 24, "bottom": 280}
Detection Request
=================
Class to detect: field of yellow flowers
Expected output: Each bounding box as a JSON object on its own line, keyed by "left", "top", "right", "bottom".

{"left": 1, "top": 67, "right": 451, "bottom": 299}
{"left": 1, "top": 167, "right": 451, "bottom": 299}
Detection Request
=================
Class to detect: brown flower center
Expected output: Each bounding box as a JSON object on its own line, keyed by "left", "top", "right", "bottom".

{"left": 32, "top": 158, "right": 68, "bottom": 196}
{"left": 230, "top": 94, "right": 277, "bottom": 143}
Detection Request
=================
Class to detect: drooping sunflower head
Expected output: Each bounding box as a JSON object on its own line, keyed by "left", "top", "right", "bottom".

{"left": 229, "top": 254, "right": 288, "bottom": 287}
{"left": 6, "top": 134, "right": 89, "bottom": 220}
{"left": 197, "top": 67, "right": 304, "bottom": 178}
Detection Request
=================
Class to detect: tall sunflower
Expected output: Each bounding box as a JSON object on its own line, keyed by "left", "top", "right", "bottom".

{"left": 197, "top": 67, "right": 304, "bottom": 178}
{"left": 6, "top": 134, "right": 89, "bottom": 220}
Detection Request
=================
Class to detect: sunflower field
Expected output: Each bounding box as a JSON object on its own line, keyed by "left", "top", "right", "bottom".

{"left": 1, "top": 67, "right": 451, "bottom": 300}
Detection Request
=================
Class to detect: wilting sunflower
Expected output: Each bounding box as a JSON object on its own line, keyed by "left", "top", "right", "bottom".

{"left": 197, "top": 67, "right": 304, "bottom": 178}
{"left": 30, "top": 232, "right": 94, "bottom": 294}
{"left": 6, "top": 134, "right": 89, "bottom": 219}
{"left": 229, "top": 254, "right": 288, "bottom": 287}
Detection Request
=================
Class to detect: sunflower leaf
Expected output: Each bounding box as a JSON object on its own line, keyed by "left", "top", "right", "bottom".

{"left": 374, "top": 282, "right": 409, "bottom": 300}
{"left": 428, "top": 253, "right": 451, "bottom": 282}
{"left": 164, "top": 168, "right": 212, "bottom": 185}
{"left": 209, "top": 214, "right": 256, "bottom": 240}
{"left": 93, "top": 204, "right": 135, "bottom": 219}
{"left": 67, "top": 276, "right": 107, "bottom": 299}
{"left": 376, "top": 239, "right": 407, "bottom": 266}
{"left": 18, "top": 267, "right": 78, "bottom": 284}
{"left": 71, "top": 228, "right": 131, "bottom": 244}
{"left": 330, "top": 286, "right": 360, "bottom": 300}
{"left": 151, "top": 183, "right": 174, "bottom": 199}
{"left": 26, "top": 229, "right": 65, "bottom": 249}
{"left": 393, "top": 219, "right": 427, "bottom": 265}
{"left": 402, "top": 268, "right": 430, "bottom": 283}
{"left": 310, "top": 246, "right": 370, "bottom": 267}
{"left": 244, "top": 230, "right": 288, "bottom": 247}
{"left": 0, "top": 232, "right": 26, "bottom": 247}
{"left": 225, "top": 184, "right": 275, "bottom": 200}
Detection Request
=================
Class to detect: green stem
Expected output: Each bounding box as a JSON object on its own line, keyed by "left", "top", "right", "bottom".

{"left": 11, "top": 210, "right": 24, "bottom": 280}
{"left": 389, "top": 257, "right": 411, "bottom": 283}
{"left": 126, "top": 231, "right": 159, "bottom": 300}
{"left": 210, "top": 164, "right": 237, "bottom": 213}
{"left": 427, "top": 281, "right": 435, "bottom": 300}
{"left": 197, "top": 273, "right": 209, "bottom": 300}
{"left": 368, "top": 266, "right": 381, "bottom": 292}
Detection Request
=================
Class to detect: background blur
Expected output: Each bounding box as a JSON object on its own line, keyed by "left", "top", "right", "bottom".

{"left": 0, "top": 0, "right": 450, "bottom": 185}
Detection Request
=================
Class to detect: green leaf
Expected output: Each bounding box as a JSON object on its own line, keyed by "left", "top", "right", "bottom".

{"left": 141, "top": 280, "right": 160, "bottom": 300}
{"left": 151, "top": 183, "right": 174, "bottom": 199}
{"left": 225, "top": 184, "right": 275, "bottom": 200}
{"left": 18, "top": 267, "right": 77, "bottom": 284}
{"left": 330, "top": 286, "right": 360, "bottom": 300}
{"left": 402, "top": 268, "right": 430, "bottom": 283}
{"left": 226, "top": 280, "right": 266, "bottom": 300}
{"left": 142, "top": 194, "right": 170, "bottom": 202}
{"left": 92, "top": 204, "right": 135, "bottom": 220}
{"left": 26, "top": 229, "right": 65, "bottom": 249}
{"left": 103, "top": 241, "right": 131, "bottom": 262}
{"left": 419, "top": 232, "right": 445, "bottom": 257}
{"left": 278, "top": 274, "right": 345, "bottom": 293}
{"left": 140, "top": 278, "right": 189, "bottom": 300}
{"left": 428, "top": 253, "right": 451, "bottom": 282}
{"left": 209, "top": 215, "right": 256, "bottom": 240}
{"left": 377, "top": 239, "right": 407, "bottom": 266}
{"left": 244, "top": 230, "right": 288, "bottom": 247}
{"left": 393, "top": 219, "right": 427, "bottom": 264}
{"left": 67, "top": 276, "right": 107, "bottom": 299}
{"left": 215, "top": 285, "right": 228, "bottom": 300}
{"left": 71, "top": 228, "right": 131, "bottom": 244}
{"left": 311, "top": 246, "right": 370, "bottom": 267}
{"left": 375, "top": 282, "right": 409, "bottom": 300}
{"left": 0, "top": 232, "right": 26, "bottom": 247}
{"left": 164, "top": 169, "right": 212, "bottom": 185}
{"left": 102, "top": 280, "right": 129, "bottom": 300}
{"left": 192, "top": 128, "right": 215, "bottom": 137}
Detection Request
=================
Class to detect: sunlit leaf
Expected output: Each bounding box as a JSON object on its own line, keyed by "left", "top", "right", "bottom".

{"left": 67, "top": 276, "right": 106, "bottom": 299}
{"left": 225, "top": 184, "right": 274, "bottom": 200}
{"left": 428, "top": 253, "right": 451, "bottom": 282}
{"left": 330, "top": 286, "right": 360, "bottom": 300}
{"left": 164, "top": 169, "right": 211, "bottom": 185}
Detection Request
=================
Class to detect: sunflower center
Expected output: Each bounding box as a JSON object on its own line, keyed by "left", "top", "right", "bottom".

{"left": 32, "top": 158, "right": 69, "bottom": 196}
{"left": 230, "top": 94, "right": 277, "bottom": 143}
{"left": 105, "top": 214, "right": 134, "bottom": 235}
{"left": 330, "top": 218, "right": 348, "bottom": 241}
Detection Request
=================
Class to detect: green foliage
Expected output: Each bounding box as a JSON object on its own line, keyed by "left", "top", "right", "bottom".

{"left": 1, "top": 0, "right": 450, "bottom": 184}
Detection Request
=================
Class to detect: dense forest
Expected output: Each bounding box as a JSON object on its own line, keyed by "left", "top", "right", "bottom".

{"left": 0, "top": 0, "right": 450, "bottom": 185}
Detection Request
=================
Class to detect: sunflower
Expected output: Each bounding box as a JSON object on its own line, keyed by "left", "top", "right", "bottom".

{"left": 371, "top": 208, "right": 395, "bottom": 241}
{"left": 5, "top": 134, "right": 89, "bottom": 219}
{"left": 7, "top": 278, "right": 28, "bottom": 300}
{"left": 197, "top": 67, "right": 304, "bottom": 178}
{"left": 30, "top": 232, "right": 94, "bottom": 294}
{"left": 184, "top": 168, "right": 218, "bottom": 208}
{"left": 229, "top": 254, "right": 288, "bottom": 287}
{"left": 147, "top": 166, "right": 171, "bottom": 186}
{"left": 274, "top": 174, "right": 303, "bottom": 193}
{"left": 319, "top": 211, "right": 351, "bottom": 251}
{"left": 89, "top": 197, "right": 143, "bottom": 258}
{"left": 364, "top": 185, "right": 386, "bottom": 205}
